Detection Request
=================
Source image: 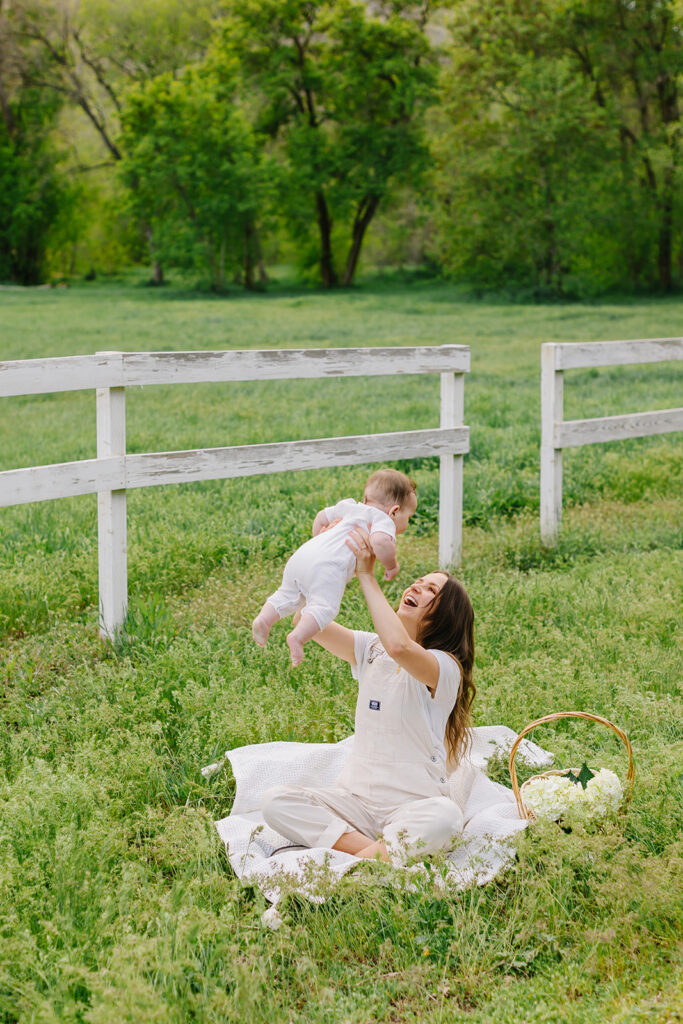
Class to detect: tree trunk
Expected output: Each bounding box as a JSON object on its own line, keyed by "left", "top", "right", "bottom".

{"left": 656, "top": 73, "right": 678, "bottom": 292}
{"left": 538, "top": 171, "right": 561, "bottom": 295}
{"left": 658, "top": 167, "right": 674, "bottom": 291}
{"left": 0, "top": 80, "right": 16, "bottom": 137}
{"left": 145, "top": 226, "right": 164, "bottom": 285}
{"left": 206, "top": 234, "right": 220, "bottom": 290}
{"left": 244, "top": 221, "right": 256, "bottom": 290}
{"left": 341, "top": 195, "right": 380, "bottom": 287}
{"left": 219, "top": 233, "right": 227, "bottom": 290}
{"left": 316, "top": 191, "right": 337, "bottom": 287}
{"left": 253, "top": 228, "right": 269, "bottom": 284}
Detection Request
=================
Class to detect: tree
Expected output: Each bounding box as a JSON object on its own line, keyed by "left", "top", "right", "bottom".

{"left": 556, "top": 0, "right": 683, "bottom": 291}
{"left": 0, "top": 0, "right": 67, "bottom": 284}
{"left": 217, "top": 0, "right": 438, "bottom": 286}
{"left": 432, "top": 2, "right": 617, "bottom": 295}
{"left": 10, "top": 0, "right": 226, "bottom": 281}
{"left": 434, "top": 0, "right": 683, "bottom": 294}
{"left": 120, "top": 68, "right": 270, "bottom": 290}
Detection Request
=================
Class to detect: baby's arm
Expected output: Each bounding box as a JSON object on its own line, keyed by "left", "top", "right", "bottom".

{"left": 370, "top": 532, "right": 400, "bottom": 581}
{"left": 314, "top": 499, "right": 351, "bottom": 535}
{"left": 312, "top": 509, "right": 330, "bottom": 536}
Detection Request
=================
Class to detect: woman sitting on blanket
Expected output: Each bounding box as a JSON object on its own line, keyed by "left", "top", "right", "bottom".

{"left": 261, "top": 527, "right": 475, "bottom": 864}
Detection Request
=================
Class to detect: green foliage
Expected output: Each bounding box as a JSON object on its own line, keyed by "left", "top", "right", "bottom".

{"left": 217, "top": 0, "right": 438, "bottom": 286}
{"left": 8, "top": 0, "right": 229, "bottom": 282}
{"left": 120, "top": 67, "right": 271, "bottom": 290}
{"left": 111, "top": 593, "right": 179, "bottom": 660}
{"left": 8, "top": 0, "right": 683, "bottom": 294}
{"left": 81, "top": 0, "right": 223, "bottom": 78}
{"left": 567, "top": 762, "right": 595, "bottom": 789}
{"left": 0, "top": 86, "right": 67, "bottom": 285}
{"left": 432, "top": 50, "right": 618, "bottom": 296}
{"left": 432, "top": 0, "right": 683, "bottom": 296}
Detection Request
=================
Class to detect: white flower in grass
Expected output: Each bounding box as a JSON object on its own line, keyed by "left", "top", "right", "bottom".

{"left": 261, "top": 906, "right": 283, "bottom": 930}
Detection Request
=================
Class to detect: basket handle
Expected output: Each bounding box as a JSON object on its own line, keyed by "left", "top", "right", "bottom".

{"left": 508, "top": 710, "right": 635, "bottom": 819}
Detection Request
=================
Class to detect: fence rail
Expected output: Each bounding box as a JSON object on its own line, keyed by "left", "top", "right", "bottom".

{"left": 540, "top": 338, "right": 683, "bottom": 545}
{"left": 0, "top": 345, "right": 470, "bottom": 395}
{"left": 0, "top": 345, "right": 470, "bottom": 638}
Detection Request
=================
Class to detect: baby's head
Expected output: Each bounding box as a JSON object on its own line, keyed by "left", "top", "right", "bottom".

{"left": 363, "top": 469, "right": 417, "bottom": 534}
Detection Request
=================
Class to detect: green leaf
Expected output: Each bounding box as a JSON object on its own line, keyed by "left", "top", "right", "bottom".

{"left": 567, "top": 762, "right": 595, "bottom": 789}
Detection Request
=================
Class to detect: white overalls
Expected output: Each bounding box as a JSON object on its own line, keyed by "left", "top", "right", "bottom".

{"left": 261, "top": 631, "right": 465, "bottom": 864}
{"left": 266, "top": 500, "right": 395, "bottom": 632}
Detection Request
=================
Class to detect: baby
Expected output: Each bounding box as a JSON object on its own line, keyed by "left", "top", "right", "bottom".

{"left": 252, "top": 468, "right": 417, "bottom": 666}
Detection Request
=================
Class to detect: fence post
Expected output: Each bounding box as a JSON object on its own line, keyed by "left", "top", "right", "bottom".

{"left": 540, "top": 343, "right": 563, "bottom": 545}
{"left": 438, "top": 370, "right": 465, "bottom": 569}
{"left": 96, "top": 352, "right": 127, "bottom": 639}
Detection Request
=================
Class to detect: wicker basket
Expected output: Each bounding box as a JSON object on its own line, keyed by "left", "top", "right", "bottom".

{"left": 508, "top": 710, "right": 635, "bottom": 821}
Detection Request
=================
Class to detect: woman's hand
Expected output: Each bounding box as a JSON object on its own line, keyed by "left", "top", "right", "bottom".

{"left": 345, "top": 526, "right": 376, "bottom": 577}
{"left": 346, "top": 531, "right": 441, "bottom": 691}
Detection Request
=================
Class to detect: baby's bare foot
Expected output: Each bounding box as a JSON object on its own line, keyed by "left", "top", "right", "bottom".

{"left": 252, "top": 616, "right": 271, "bottom": 647}
{"left": 286, "top": 632, "right": 304, "bottom": 667}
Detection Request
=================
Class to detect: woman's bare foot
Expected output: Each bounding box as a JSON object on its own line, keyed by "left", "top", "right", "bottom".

{"left": 357, "top": 839, "right": 390, "bottom": 862}
{"left": 332, "top": 832, "right": 390, "bottom": 862}
{"left": 332, "top": 830, "right": 375, "bottom": 856}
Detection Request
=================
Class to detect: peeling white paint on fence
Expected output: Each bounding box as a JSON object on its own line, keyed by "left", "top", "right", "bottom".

{"left": 0, "top": 456, "right": 124, "bottom": 505}
{"left": 540, "top": 338, "right": 683, "bottom": 545}
{"left": 556, "top": 408, "right": 683, "bottom": 448}
{"left": 0, "top": 345, "right": 470, "bottom": 638}
{"left": 554, "top": 338, "right": 683, "bottom": 371}
{"left": 124, "top": 428, "right": 469, "bottom": 488}
{"left": 0, "top": 345, "right": 470, "bottom": 395}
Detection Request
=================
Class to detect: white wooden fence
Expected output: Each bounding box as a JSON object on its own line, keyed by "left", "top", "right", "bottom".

{"left": 540, "top": 338, "right": 683, "bottom": 544}
{"left": 0, "top": 345, "right": 470, "bottom": 638}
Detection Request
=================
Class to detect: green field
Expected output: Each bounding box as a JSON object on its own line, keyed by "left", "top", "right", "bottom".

{"left": 1, "top": 276, "right": 682, "bottom": 1023}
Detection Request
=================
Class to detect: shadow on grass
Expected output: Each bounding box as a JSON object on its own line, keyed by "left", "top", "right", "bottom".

{"left": 71, "top": 265, "right": 683, "bottom": 307}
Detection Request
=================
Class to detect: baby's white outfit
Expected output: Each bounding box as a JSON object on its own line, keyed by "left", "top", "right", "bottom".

{"left": 266, "top": 499, "right": 396, "bottom": 631}
{"left": 261, "top": 631, "right": 465, "bottom": 864}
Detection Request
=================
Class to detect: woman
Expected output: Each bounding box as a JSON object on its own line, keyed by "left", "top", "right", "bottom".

{"left": 261, "top": 528, "right": 476, "bottom": 864}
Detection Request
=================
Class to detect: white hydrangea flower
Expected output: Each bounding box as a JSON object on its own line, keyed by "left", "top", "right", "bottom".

{"left": 523, "top": 774, "right": 577, "bottom": 820}
{"left": 523, "top": 768, "right": 623, "bottom": 821}
{"left": 583, "top": 769, "right": 624, "bottom": 813}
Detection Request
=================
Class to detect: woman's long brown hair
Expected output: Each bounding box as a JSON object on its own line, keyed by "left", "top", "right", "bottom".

{"left": 416, "top": 575, "right": 476, "bottom": 767}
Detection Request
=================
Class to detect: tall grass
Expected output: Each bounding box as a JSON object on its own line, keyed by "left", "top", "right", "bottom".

{"left": 0, "top": 276, "right": 681, "bottom": 1022}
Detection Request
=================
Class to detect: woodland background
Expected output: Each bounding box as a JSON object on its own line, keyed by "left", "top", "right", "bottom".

{"left": 3, "top": 0, "right": 683, "bottom": 297}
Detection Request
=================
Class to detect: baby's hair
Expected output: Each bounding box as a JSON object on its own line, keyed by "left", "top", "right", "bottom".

{"left": 364, "top": 468, "right": 417, "bottom": 508}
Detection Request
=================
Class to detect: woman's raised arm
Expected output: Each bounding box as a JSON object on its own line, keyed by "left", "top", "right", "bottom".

{"left": 309, "top": 619, "right": 357, "bottom": 666}
{"left": 347, "top": 530, "right": 440, "bottom": 691}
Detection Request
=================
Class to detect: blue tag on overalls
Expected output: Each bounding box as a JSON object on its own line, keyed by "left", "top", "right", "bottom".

{"left": 369, "top": 700, "right": 381, "bottom": 710}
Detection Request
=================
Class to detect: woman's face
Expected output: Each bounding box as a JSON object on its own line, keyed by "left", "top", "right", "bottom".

{"left": 397, "top": 571, "right": 448, "bottom": 633}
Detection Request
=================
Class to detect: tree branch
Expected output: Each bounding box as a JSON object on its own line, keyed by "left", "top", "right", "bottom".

{"left": 73, "top": 27, "right": 122, "bottom": 113}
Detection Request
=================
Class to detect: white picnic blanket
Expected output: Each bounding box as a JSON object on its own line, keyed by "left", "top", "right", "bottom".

{"left": 208, "top": 726, "right": 553, "bottom": 904}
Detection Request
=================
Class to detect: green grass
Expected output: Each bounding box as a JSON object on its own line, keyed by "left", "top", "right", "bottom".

{"left": 1, "top": 275, "right": 682, "bottom": 1022}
